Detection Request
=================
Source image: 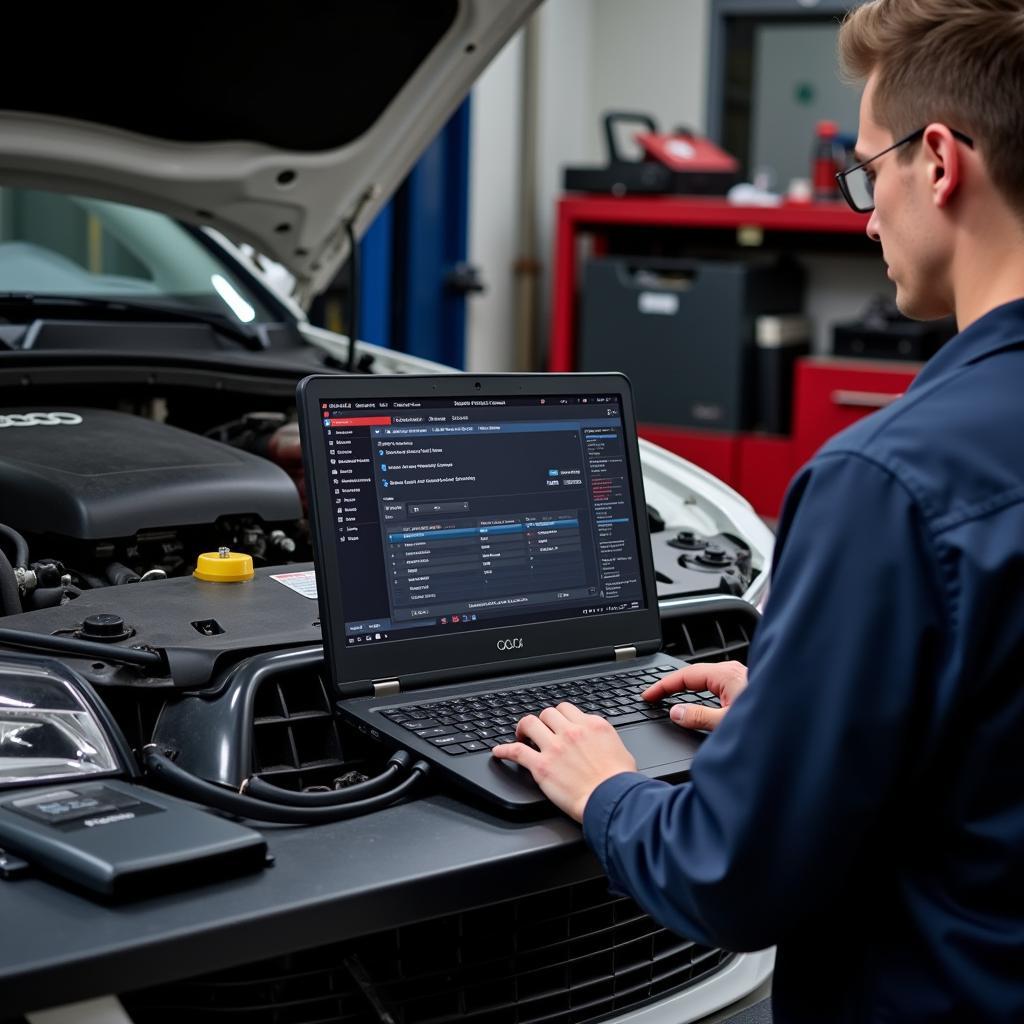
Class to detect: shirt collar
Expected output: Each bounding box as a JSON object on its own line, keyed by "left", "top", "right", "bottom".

{"left": 910, "top": 297, "right": 1024, "bottom": 391}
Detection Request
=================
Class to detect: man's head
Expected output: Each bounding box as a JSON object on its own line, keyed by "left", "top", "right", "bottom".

{"left": 839, "top": 0, "right": 1024, "bottom": 321}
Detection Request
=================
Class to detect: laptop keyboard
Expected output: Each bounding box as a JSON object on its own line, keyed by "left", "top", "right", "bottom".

{"left": 378, "top": 665, "right": 721, "bottom": 755}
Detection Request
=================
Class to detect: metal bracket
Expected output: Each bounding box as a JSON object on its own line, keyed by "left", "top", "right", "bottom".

{"left": 13, "top": 567, "right": 36, "bottom": 595}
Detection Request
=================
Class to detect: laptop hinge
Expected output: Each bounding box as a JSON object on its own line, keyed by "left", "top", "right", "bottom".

{"left": 373, "top": 679, "right": 401, "bottom": 697}
{"left": 614, "top": 645, "right": 638, "bottom": 661}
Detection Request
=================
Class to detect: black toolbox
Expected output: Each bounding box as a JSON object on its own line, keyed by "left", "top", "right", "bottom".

{"left": 833, "top": 298, "right": 956, "bottom": 361}
{"left": 578, "top": 256, "right": 805, "bottom": 430}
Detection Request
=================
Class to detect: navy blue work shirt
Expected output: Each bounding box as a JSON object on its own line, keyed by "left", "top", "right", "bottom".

{"left": 583, "top": 299, "right": 1024, "bottom": 1022}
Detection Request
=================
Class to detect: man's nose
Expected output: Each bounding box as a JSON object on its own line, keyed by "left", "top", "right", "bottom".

{"left": 866, "top": 208, "right": 881, "bottom": 242}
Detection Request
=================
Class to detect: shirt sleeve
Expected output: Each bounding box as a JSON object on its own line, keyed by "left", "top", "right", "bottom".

{"left": 582, "top": 450, "right": 951, "bottom": 951}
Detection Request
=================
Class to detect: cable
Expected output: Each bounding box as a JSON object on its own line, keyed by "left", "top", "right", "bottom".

{"left": 0, "top": 627, "right": 164, "bottom": 671}
{"left": 0, "top": 524, "right": 29, "bottom": 569}
{"left": 143, "top": 746, "right": 429, "bottom": 824}
{"left": 344, "top": 218, "right": 360, "bottom": 374}
{"left": 0, "top": 548, "right": 21, "bottom": 616}
{"left": 243, "top": 751, "right": 411, "bottom": 807}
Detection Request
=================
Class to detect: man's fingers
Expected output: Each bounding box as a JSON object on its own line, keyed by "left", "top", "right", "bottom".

{"left": 642, "top": 662, "right": 741, "bottom": 702}
{"left": 526, "top": 703, "right": 588, "bottom": 737}
{"left": 516, "top": 713, "right": 551, "bottom": 747}
{"left": 555, "top": 701, "right": 588, "bottom": 722}
{"left": 641, "top": 672, "right": 681, "bottom": 701}
{"left": 538, "top": 706, "right": 571, "bottom": 732}
{"left": 642, "top": 665, "right": 716, "bottom": 701}
{"left": 668, "top": 702, "right": 727, "bottom": 732}
{"left": 491, "top": 740, "right": 543, "bottom": 771}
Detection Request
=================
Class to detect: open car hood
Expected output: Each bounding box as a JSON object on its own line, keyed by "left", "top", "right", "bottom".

{"left": 0, "top": 2, "right": 538, "bottom": 301}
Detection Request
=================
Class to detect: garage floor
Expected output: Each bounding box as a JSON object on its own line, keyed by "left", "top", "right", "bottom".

{"left": 725, "top": 1000, "right": 772, "bottom": 1023}
{"left": 700, "top": 979, "right": 773, "bottom": 1024}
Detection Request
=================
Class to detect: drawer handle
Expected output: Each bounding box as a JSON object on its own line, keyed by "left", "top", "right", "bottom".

{"left": 830, "top": 389, "right": 903, "bottom": 409}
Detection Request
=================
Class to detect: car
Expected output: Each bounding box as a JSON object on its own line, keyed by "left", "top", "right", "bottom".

{"left": 0, "top": 4, "right": 775, "bottom": 1023}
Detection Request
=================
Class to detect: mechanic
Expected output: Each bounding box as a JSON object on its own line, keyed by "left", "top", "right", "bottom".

{"left": 494, "top": 2, "right": 1024, "bottom": 1020}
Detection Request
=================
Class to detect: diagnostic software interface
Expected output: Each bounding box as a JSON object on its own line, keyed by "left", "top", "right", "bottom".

{"left": 316, "top": 394, "right": 648, "bottom": 646}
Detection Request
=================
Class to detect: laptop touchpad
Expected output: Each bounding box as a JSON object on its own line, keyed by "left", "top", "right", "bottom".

{"left": 620, "top": 721, "right": 702, "bottom": 770}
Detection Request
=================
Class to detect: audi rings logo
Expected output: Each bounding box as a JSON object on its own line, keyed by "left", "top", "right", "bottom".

{"left": 496, "top": 638, "right": 524, "bottom": 652}
{"left": 0, "top": 412, "right": 83, "bottom": 429}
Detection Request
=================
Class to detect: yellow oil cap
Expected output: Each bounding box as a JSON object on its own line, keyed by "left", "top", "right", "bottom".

{"left": 193, "top": 547, "right": 254, "bottom": 583}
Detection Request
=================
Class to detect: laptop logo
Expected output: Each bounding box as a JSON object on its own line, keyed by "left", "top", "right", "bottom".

{"left": 496, "top": 638, "right": 524, "bottom": 652}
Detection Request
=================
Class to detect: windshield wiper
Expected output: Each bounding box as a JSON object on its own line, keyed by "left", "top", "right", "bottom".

{"left": 0, "top": 293, "right": 269, "bottom": 351}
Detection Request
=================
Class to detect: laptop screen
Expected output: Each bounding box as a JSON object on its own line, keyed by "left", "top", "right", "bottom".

{"left": 312, "top": 391, "right": 650, "bottom": 649}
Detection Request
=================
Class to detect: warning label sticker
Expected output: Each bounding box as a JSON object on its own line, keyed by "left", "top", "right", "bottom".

{"left": 270, "top": 571, "right": 318, "bottom": 599}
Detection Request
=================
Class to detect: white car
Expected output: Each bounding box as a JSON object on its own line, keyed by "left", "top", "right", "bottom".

{"left": 0, "top": 4, "right": 774, "bottom": 1022}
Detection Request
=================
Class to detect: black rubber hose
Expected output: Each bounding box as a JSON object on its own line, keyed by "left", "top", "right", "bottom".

{"left": 0, "top": 524, "right": 28, "bottom": 569}
{"left": 143, "top": 746, "right": 428, "bottom": 824}
{"left": 105, "top": 561, "right": 140, "bottom": 586}
{"left": 244, "top": 751, "right": 411, "bottom": 807}
{"left": 0, "top": 548, "right": 21, "bottom": 616}
{"left": 0, "top": 627, "right": 164, "bottom": 671}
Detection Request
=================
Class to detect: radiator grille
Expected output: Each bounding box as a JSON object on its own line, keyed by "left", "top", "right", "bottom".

{"left": 251, "top": 669, "right": 357, "bottom": 790}
{"left": 123, "top": 878, "right": 733, "bottom": 1024}
{"left": 660, "top": 605, "right": 756, "bottom": 665}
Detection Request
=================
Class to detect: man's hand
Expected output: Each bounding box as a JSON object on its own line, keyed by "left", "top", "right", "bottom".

{"left": 492, "top": 703, "right": 637, "bottom": 822}
{"left": 642, "top": 660, "right": 748, "bottom": 732}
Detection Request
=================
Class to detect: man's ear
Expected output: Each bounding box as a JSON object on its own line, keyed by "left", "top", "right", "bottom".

{"left": 922, "top": 123, "right": 962, "bottom": 208}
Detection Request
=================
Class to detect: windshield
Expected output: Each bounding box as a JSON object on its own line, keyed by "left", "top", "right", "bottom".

{"left": 0, "top": 187, "right": 278, "bottom": 324}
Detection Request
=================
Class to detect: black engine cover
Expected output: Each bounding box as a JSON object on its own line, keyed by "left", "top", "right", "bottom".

{"left": 0, "top": 408, "right": 301, "bottom": 538}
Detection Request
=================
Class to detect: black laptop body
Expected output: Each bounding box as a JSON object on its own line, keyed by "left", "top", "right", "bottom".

{"left": 297, "top": 372, "right": 703, "bottom": 813}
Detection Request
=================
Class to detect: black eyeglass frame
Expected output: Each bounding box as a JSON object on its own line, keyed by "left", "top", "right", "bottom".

{"left": 835, "top": 126, "right": 975, "bottom": 213}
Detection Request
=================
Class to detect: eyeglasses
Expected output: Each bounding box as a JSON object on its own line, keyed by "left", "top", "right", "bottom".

{"left": 835, "top": 126, "right": 974, "bottom": 213}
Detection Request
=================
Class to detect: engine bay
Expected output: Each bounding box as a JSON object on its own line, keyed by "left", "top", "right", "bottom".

{"left": 0, "top": 397, "right": 755, "bottom": 622}
{"left": 0, "top": 395, "right": 759, "bottom": 805}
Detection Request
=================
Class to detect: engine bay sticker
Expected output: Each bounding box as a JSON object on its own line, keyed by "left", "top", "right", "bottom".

{"left": 270, "top": 571, "right": 318, "bottom": 599}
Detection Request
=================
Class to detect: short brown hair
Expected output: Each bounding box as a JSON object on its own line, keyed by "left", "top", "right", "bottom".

{"left": 839, "top": 0, "right": 1024, "bottom": 216}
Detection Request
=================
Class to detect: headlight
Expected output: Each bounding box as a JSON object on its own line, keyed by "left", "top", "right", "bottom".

{"left": 0, "top": 656, "right": 121, "bottom": 787}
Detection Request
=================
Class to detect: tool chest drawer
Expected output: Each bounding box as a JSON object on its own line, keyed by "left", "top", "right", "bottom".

{"left": 792, "top": 357, "right": 921, "bottom": 465}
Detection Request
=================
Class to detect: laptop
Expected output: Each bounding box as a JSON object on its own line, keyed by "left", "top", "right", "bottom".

{"left": 297, "top": 372, "right": 709, "bottom": 814}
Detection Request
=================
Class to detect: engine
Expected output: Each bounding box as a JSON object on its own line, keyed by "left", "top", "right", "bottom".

{"left": 0, "top": 408, "right": 304, "bottom": 609}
